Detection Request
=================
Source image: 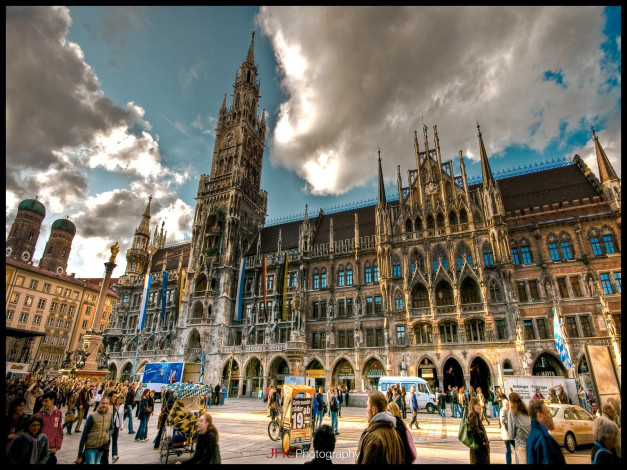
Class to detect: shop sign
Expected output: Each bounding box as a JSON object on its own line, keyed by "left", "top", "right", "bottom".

{"left": 6, "top": 362, "right": 30, "bottom": 374}
{"left": 306, "top": 369, "right": 325, "bottom": 378}
{"left": 367, "top": 361, "right": 384, "bottom": 377}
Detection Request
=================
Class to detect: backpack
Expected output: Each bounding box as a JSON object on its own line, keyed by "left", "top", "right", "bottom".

{"left": 330, "top": 397, "right": 339, "bottom": 413}
{"left": 403, "top": 421, "right": 417, "bottom": 463}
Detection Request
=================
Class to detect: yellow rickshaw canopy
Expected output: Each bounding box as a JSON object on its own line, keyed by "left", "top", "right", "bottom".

{"left": 281, "top": 384, "right": 316, "bottom": 399}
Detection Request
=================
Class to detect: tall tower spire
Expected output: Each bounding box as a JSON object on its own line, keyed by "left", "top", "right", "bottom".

{"left": 477, "top": 122, "right": 495, "bottom": 187}
{"left": 377, "top": 147, "right": 387, "bottom": 205}
{"left": 591, "top": 125, "right": 619, "bottom": 183}
{"left": 138, "top": 196, "right": 153, "bottom": 236}
{"left": 246, "top": 31, "right": 255, "bottom": 64}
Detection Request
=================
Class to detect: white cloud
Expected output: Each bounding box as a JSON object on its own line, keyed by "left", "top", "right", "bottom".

{"left": 257, "top": 6, "right": 621, "bottom": 195}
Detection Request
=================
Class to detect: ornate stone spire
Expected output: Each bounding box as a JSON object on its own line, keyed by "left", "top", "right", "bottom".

{"left": 246, "top": 31, "right": 255, "bottom": 65}
{"left": 377, "top": 147, "right": 387, "bottom": 205}
{"left": 137, "top": 196, "right": 152, "bottom": 236}
{"left": 477, "top": 122, "right": 495, "bottom": 188}
{"left": 591, "top": 125, "right": 619, "bottom": 183}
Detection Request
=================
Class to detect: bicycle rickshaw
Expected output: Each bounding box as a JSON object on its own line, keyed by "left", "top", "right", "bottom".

{"left": 158, "top": 383, "right": 212, "bottom": 464}
{"left": 267, "top": 384, "right": 315, "bottom": 454}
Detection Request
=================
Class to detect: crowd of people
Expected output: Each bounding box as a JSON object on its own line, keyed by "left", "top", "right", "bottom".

{"left": 5, "top": 374, "right": 622, "bottom": 465}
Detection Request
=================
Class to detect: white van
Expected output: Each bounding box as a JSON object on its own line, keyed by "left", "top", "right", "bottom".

{"left": 378, "top": 376, "right": 437, "bottom": 414}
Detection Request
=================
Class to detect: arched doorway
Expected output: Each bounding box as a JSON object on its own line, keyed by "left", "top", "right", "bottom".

{"left": 306, "top": 359, "right": 325, "bottom": 389}
{"left": 532, "top": 353, "right": 567, "bottom": 378}
{"left": 362, "top": 358, "right": 385, "bottom": 390}
{"left": 418, "top": 357, "right": 439, "bottom": 390}
{"left": 245, "top": 357, "right": 263, "bottom": 398}
{"left": 222, "top": 359, "right": 241, "bottom": 397}
{"left": 470, "top": 356, "right": 492, "bottom": 395}
{"left": 120, "top": 362, "right": 133, "bottom": 382}
{"left": 443, "top": 357, "right": 464, "bottom": 390}
{"left": 269, "top": 356, "right": 289, "bottom": 391}
{"left": 107, "top": 363, "right": 118, "bottom": 381}
{"left": 577, "top": 355, "right": 594, "bottom": 401}
{"left": 333, "top": 359, "right": 355, "bottom": 392}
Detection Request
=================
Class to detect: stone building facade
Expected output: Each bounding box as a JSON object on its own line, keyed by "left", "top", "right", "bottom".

{"left": 103, "top": 33, "right": 621, "bottom": 397}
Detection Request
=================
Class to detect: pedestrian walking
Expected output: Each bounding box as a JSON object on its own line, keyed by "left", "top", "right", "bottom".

{"left": 400, "top": 386, "right": 407, "bottom": 419}
{"left": 591, "top": 416, "right": 621, "bottom": 464}
{"left": 315, "top": 387, "right": 326, "bottom": 429}
{"left": 135, "top": 389, "right": 152, "bottom": 442}
{"left": 408, "top": 386, "right": 421, "bottom": 430}
{"left": 388, "top": 402, "right": 416, "bottom": 464}
{"left": 491, "top": 387, "right": 499, "bottom": 422}
{"left": 6, "top": 397, "right": 28, "bottom": 454}
{"left": 75, "top": 397, "right": 113, "bottom": 464}
{"left": 7, "top": 414, "right": 49, "bottom": 464}
{"left": 459, "top": 386, "right": 469, "bottom": 418}
{"left": 557, "top": 386, "right": 569, "bottom": 404}
{"left": 500, "top": 399, "right": 515, "bottom": 464}
{"left": 75, "top": 383, "right": 91, "bottom": 432}
{"left": 476, "top": 387, "right": 490, "bottom": 425}
{"left": 355, "top": 391, "right": 404, "bottom": 464}
{"left": 437, "top": 387, "right": 446, "bottom": 417}
{"left": 312, "top": 390, "right": 320, "bottom": 432}
{"left": 452, "top": 386, "right": 461, "bottom": 418}
{"left": 467, "top": 396, "right": 490, "bottom": 464}
{"left": 92, "top": 384, "right": 104, "bottom": 412}
{"left": 134, "top": 383, "right": 143, "bottom": 418}
{"left": 337, "top": 385, "right": 344, "bottom": 418}
{"left": 527, "top": 399, "right": 565, "bottom": 464}
{"left": 548, "top": 388, "right": 559, "bottom": 404}
{"left": 176, "top": 413, "right": 221, "bottom": 464}
{"left": 345, "top": 388, "right": 350, "bottom": 407}
{"left": 329, "top": 388, "right": 340, "bottom": 435}
{"left": 508, "top": 392, "right": 531, "bottom": 464}
{"left": 62, "top": 388, "right": 78, "bottom": 435}
{"left": 392, "top": 387, "right": 403, "bottom": 412}
{"left": 110, "top": 393, "right": 124, "bottom": 463}
{"left": 124, "top": 383, "right": 136, "bottom": 435}
{"left": 38, "top": 392, "right": 64, "bottom": 464}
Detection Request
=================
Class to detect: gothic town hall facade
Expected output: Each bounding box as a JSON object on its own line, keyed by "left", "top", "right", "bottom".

{"left": 103, "top": 34, "right": 621, "bottom": 397}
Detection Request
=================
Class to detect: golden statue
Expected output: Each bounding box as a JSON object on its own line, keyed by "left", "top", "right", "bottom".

{"left": 109, "top": 241, "right": 120, "bottom": 263}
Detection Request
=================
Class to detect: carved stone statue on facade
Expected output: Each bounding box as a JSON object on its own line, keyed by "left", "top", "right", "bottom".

{"left": 265, "top": 323, "right": 272, "bottom": 344}
{"left": 96, "top": 343, "right": 109, "bottom": 370}
{"left": 356, "top": 296, "right": 363, "bottom": 317}
{"left": 328, "top": 301, "right": 334, "bottom": 319}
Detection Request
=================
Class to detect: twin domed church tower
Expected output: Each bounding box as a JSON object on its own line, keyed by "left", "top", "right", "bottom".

{"left": 6, "top": 197, "right": 76, "bottom": 274}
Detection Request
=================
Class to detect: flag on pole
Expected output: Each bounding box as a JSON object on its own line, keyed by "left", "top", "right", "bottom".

{"left": 176, "top": 268, "right": 186, "bottom": 322}
{"left": 161, "top": 272, "right": 168, "bottom": 326}
{"left": 130, "top": 349, "right": 138, "bottom": 377}
{"left": 199, "top": 350, "right": 205, "bottom": 382}
{"left": 137, "top": 274, "right": 152, "bottom": 331}
{"left": 261, "top": 255, "right": 267, "bottom": 322}
{"left": 234, "top": 257, "right": 246, "bottom": 322}
{"left": 553, "top": 306, "right": 573, "bottom": 370}
{"left": 281, "top": 252, "right": 289, "bottom": 321}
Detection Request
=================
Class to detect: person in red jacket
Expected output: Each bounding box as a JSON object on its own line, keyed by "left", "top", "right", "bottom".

{"left": 38, "top": 391, "right": 64, "bottom": 464}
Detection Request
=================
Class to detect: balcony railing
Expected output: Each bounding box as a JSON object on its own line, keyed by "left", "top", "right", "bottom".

{"left": 410, "top": 307, "right": 431, "bottom": 317}
{"left": 435, "top": 305, "right": 457, "bottom": 315}
{"left": 461, "top": 303, "right": 483, "bottom": 313}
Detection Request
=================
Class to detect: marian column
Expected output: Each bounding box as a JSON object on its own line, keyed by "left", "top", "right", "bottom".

{"left": 81, "top": 242, "right": 119, "bottom": 376}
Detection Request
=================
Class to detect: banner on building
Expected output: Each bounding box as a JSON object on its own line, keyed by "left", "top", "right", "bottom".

{"left": 176, "top": 268, "right": 186, "bottom": 321}
{"left": 585, "top": 345, "right": 620, "bottom": 408}
{"left": 137, "top": 274, "right": 152, "bottom": 331}
{"left": 161, "top": 272, "right": 168, "bottom": 326}
{"left": 553, "top": 307, "right": 573, "bottom": 370}
{"left": 281, "top": 252, "right": 289, "bottom": 321}
{"left": 234, "top": 258, "right": 246, "bottom": 322}
{"left": 262, "top": 255, "right": 267, "bottom": 322}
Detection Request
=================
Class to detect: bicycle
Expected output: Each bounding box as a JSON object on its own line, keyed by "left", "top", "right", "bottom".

{"left": 267, "top": 404, "right": 282, "bottom": 441}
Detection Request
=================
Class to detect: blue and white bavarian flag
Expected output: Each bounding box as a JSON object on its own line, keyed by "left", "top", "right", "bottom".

{"left": 553, "top": 307, "right": 573, "bottom": 370}
{"left": 137, "top": 274, "right": 152, "bottom": 331}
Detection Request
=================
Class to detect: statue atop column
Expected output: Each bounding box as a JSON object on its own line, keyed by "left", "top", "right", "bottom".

{"left": 109, "top": 241, "right": 120, "bottom": 264}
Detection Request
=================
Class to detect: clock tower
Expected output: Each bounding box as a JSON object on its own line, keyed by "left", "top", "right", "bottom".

{"left": 179, "top": 33, "right": 267, "bottom": 371}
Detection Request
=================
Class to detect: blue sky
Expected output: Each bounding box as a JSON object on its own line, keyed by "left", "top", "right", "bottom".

{"left": 6, "top": 6, "right": 621, "bottom": 277}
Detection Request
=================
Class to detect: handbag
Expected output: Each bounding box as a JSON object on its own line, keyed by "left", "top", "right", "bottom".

{"left": 144, "top": 406, "right": 153, "bottom": 414}
{"left": 458, "top": 413, "right": 479, "bottom": 450}
{"left": 403, "top": 422, "right": 417, "bottom": 463}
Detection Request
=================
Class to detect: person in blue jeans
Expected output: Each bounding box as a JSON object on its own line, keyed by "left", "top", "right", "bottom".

{"left": 135, "top": 389, "right": 151, "bottom": 442}
{"left": 491, "top": 387, "right": 500, "bottom": 423}
{"left": 312, "top": 393, "right": 320, "bottom": 431}
{"left": 452, "top": 386, "right": 461, "bottom": 418}
{"left": 75, "top": 397, "right": 113, "bottom": 464}
{"left": 124, "top": 384, "right": 135, "bottom": 434}
{"left": 329, "top": 389, "right": 340, "bottom": 435}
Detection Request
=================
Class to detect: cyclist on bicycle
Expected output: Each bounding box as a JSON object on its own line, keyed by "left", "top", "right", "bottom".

{"left": 267, "top": 387, "right": 279, "bottom": 419}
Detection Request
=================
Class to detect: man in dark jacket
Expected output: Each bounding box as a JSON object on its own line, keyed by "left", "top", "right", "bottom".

{"left": 214, "top": 383, "right": 221, "bottom": 406}
{"left": 527, "top": 399, "right": 566, "bottom": 464}
{"left": 355, "top": 391, "right": 404, "bottom": 464}
{"left": 124, "top": 384, "right": 135, "bottom": 434}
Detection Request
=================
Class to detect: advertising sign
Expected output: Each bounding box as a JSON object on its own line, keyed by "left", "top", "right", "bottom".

{"left": 283, "top": 376, "right": 305, "bottom": 385}
{"left": 142, "top": 362, "right": 184, "bottom": 391}
{"left": 502, "top": 375, "right": 577, "bottom": 404}
{"left": 585, "top": 345, "right": 620, "bottom": 407}
{"left": 290, "top": 397, "right": 312, "bottom": 442}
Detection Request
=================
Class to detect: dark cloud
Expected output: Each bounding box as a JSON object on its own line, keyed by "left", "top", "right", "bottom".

{"left": 257, "top": 6, "right": 620, "bottom": 194}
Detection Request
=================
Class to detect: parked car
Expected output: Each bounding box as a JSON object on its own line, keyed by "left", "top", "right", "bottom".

{"left": 547, "top": 404, "right": 596, "bottom": 453}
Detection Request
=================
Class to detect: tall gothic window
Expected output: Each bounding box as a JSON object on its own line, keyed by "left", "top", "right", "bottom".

{"left": 411, "top": 283, "right": 429, "bottom": 308}
{"left": 346, "top": 265, "right": 353, "bottom": 285}
{"left": 320, "top": 268, "right": 327, "bottom": 288}
{"left": 483, "top": 243, "right": 494, "bottom": 266}
{"left": 373, "top": 263, "right": 379, "bottom": 282}
{"left": 392, "top": 258, "right": 401, "bottom": 277}
{"left": 313, "top": 269, "right": 320, "bottom": 289}
{"left": 433, "top": 246, "right": 448, "bottom": 272}
{"left": 489, "top": 281, "right": 502, "bottom": 302}
{"left": 338, "top": 265, "right": 345, "bottom": 287}
{"left": 520, "top": 240, "right": 533, "bottom": 264}
{"left": 365, "top": 262, "right": 373, "bottom": 284}
{"left": 456, "top": 243, "right": 473, "bottom": 269}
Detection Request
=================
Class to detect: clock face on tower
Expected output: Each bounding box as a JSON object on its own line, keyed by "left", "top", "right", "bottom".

{"left": 56, "top": 267, "right": 64, "bottom": 274}
{"left": 6, "top": 247, "right": 12, "bottom": 256}
{"left": 426, "top": 182, "right": 438, "bottom": 195}
{"left": 22, "top": 251, "right": 30, "bottom": 261}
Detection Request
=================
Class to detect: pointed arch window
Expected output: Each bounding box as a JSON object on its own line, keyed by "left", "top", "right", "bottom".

{"left": 449, "top": 211, "right": 458, "bottom": 226}
{"left": 338, "top": 264, "right": 345, "bottom": 287}
{"left": 560, "top": 240, "right": 573, "bottom": 260}
{"left": 433, "top": 246, "right": 449, "bottom": 272}
{"left": 465, "top": 319, "right": 485, "bottom": 342}
{"left": 426, "top": 215, "right": 435, "bottom": 229}
{"left": 406, "top": 219, "right": 413, "bottom": 233}
{"left": 520, "top": 240, "right": 533, "bottom": 264}
{"left": 320, "top": 268, "right": 327, "bottom": 288}
{"left": 603, "top": 230, "right": 617, "bottom": 254}
{"left": 456, "top": 243, "right": 473, "bottom": 269}
{"left": 392, "top": 257, "right": 402, "bottom": 277}
{"left": 435, "top": 281, "right": 454, "bottom": 306}
{"left": 483, "top": 243, "right": 494, "bottom": 266}
{"left": 313, "top": 268, "right": 320, "bottom": 289}
{"left": 411, "top": 283, "right": 429, "bottom": 308}
{"left": 460, "top": 277, "right": 480, "bottom": 304}
{"left": 346, "top": 264, "right": 353, "bottom": 286}
{"left": 414, "top": 323, "right": 433, "bottom": 344}
{"left": 436, "top": 212, "right": 445, "bottom": 227}
{"left": 459, "top": 208, "right": 468, "bottom": 224}
{"left": 373, "top": 263, "right": 379, "bottom": 282}
{"left": 511, "top": 241, "right": 520, "bottom": 265}
{"left": 415, "top": 217, "right": 423, "bottom": 231}
{"left": 439, "top": 321, "right": 458, "bottom": 343}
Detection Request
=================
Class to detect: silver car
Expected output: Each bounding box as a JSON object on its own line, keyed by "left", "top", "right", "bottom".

{"left": 547, "top": 404, "right": 596, "bottom": 452}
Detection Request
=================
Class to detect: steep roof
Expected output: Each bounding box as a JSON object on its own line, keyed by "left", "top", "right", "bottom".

{"left": 470, "top": 163, "right": 601, "bottom": 213}
{"left": 150, "top": 242, "right": 192, "bottom": 273}
{"left": 312, "top": 205, "right": 376, "bottom": 245}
